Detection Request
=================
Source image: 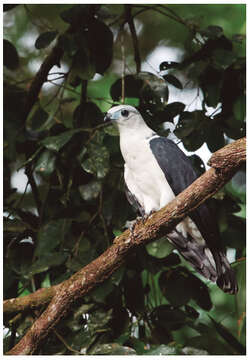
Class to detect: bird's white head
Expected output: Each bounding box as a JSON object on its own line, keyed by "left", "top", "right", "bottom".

{"left": 104, "top": 105, "right": 147, "bottom": 132}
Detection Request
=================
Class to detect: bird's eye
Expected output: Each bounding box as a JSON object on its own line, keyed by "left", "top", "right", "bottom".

{"left": 121, "top": 109, "right": 129, "bottom": 117}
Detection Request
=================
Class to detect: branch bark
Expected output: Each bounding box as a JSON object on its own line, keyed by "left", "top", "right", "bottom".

{"left": 5, "top": 137, "right": 246, "bottom": 355}
{"left": 22, "top": 44, "right": 64, "bottom": 123}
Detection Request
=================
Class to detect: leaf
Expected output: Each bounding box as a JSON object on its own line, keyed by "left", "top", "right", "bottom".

{"left": 200, "top": 25, "right": 223, "bottom": 39}
{"left": 57, "top": 33, "right": 78, "bottom": 56}
{"left": 206, "top": 126, "right": 225, "bottom": 152}
{"left": 234, "top": 203, "right": 246, "bottom": 219}
{"left": 209, "top": 316, "right": 246, "bottom": 354}
{"left": 87, "top": 19, "right": 113, "bottom": 74}
{"left": 212, "top": 49, "right": 236, "bottom": 69}
{"left": 79, "top": 180, "right": 101, "bottom": 201}
{"left": 73, "top": 101, "right": 103, "bottom": 128}
{"left": 182, "top": 130, "right": 205, "bottom": 151}
{"left": 26, "top": 103, "right": 49, "bottom": 131}
{"left": 60, "top": 4, "right": 89, "bottom": 24}
{"left": 233, "top": 95, "right": 246, "bottom": 123}
{"left": 110, "top": 75, "right": 143, "bottom": 101}
{"left": 3, "top": 4, "right": 19, "bottom": 11}
{"left": 70, "top": 48, "right": 96, "bottom": 81}
{"left": 163, "top": 74, "right": 183, "bottom": 89}
{"left": 150, "top": 305, "right": 187, "bottom": 331}
{"left": 34, "top": 219, "right": 72, "bottom": 257}
{"left": 159, "top": 266, "right": 212, "bottom": 310}
{"left": 90, "top": 343, "right": 136, "bottom": 355}
{"left": 188, "top": 154, "right": 206, "bottom": 176}
{"left": 164, "top": 101, "right": 185, "bottom": 118}
{"left": 3, "top": 39, "right": 19, "bottom": 70}
{"left": 90, "top": 278, "right": 114, "bottom": 303}
{"left": 35, "top": 31, "right": 58, "bottom": 49}
{"left": 34, "top": 149, "right": 56, "bottom": 177}
{"left": 159, "top": 268, "right": 194, "bottom": 307}
{"left": 182, "top": 347, "right": 208, "bottom": 355}
{"left": 41, "top": 129, "right": 82, "bottom": 152}
{"left": 235, "top": 259, "right": 246, "bottom": 343}
{"left": 81, "top": 144, "right": 109, "bottom": 179}
{"left": 145, "top": 344, "right": 182, "bottom": 355}
{"left": 29, "top": 253, "right": 67, "bottom": 276}
{"left": 146, "top": 237, "right": 173, "bottom": 258}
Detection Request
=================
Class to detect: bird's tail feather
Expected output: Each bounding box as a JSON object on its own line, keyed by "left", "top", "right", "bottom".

{"left": 167, "top": 230, "right": 238, "bottom": 294}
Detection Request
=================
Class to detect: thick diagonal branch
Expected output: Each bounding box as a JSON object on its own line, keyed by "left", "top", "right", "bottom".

{"left": 6, "top": 137, "right": 246, "bottom": 355}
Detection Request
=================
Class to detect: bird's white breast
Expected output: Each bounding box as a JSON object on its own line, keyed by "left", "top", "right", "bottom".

{"left": 121, "top": 135, "right": 175, "bottom": 214}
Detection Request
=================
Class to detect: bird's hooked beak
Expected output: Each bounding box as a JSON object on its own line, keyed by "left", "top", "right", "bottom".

{"left": 104, "top": 113, "right": 112, "bottom": 123}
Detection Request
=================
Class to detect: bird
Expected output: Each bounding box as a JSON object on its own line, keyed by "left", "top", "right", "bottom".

{"left": 104, "top": 104, "right": 238, "bottom": 294}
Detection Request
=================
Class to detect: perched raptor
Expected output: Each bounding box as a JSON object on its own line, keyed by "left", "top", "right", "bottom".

{"left": 104, "top": 105, "right": 238, "bottom": 294}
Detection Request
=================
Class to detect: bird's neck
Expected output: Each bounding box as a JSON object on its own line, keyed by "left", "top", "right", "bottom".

{"left": 119, "top": 124, "right": 156, "bottom": 161}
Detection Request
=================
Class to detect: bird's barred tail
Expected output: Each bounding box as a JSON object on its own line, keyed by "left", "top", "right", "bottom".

{"left": 167, "top": 230, "right": 238, "bottom": 294}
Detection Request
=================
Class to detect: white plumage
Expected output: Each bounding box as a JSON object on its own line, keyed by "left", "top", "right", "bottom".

{"left": 104, "top": 105, "right": 238, "bottom": 294}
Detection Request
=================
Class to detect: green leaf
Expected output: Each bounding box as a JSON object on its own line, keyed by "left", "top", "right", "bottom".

{"left": 233, "top": 95, "right": 246, "bottom": 122}
{"left": 35, "top": 219, "right": 71, "bottom": 257}
{"left": 26, "top": 103, "right": 48, "bottom": 131}
{"left": 79, "top": 180, "right": 101, "bottom": 201}
{"left": 3, "top": 39, "right": 19, "bottom": 70}
{"left": 200, "top": 25, "right": 223, "bottom": 38}
{"left": 81, "top": 144, "right": 109, "bottom": 178}
{"left": 150, "top": 305, "right": 187, "bottom": 331}
{"left": 209, "top": 316, "right": 246, "bottom": 354}
{"left": 34, "top": 149, "right": 56, "bottom": 177}
{"left": 145, "top": 344, "right": 182, "bottom": 355}
{"left": 163, "top": 74, "right": 183, "bottom": 89}
{"left": 182, "top": 347, "right": 208, "bottom": 355}
{"left": 41, "top": 273, "right": 51, "bottom": 288}
{"left": 3, "top": 4, "right": 19, "bottom": 11}
{"left": 91, "top": 343, "right": 136, "bottom": 355}
{"left": 159, "top": 268, "right": 194, "bottom": 307}
{"left": 35, "top": 31, "right": 58, "bottom": 49}
{"left": 146, "top": 237, "right": 173, "bottom": 258}
{"left": 234, "top": 203, "right": 246, "bottom": 219}
{"left": 41, "top": 129, "right": 82, "bottom": 152}
{"left": 29, "top": 253, "right": 67, "bottom": 276}
{"left": 212, "top": 49, "right": 236, "bottom": 69}
{"left": 60, "top": 4, "right": 89, "bottom": 24}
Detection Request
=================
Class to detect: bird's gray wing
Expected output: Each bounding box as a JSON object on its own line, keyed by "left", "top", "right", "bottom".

{"left": 149, "top": 137, "right": 238, "bottom": 294}
{"left": 149, "top": 137, "right": 218, "bottom": 243}
{"left": 124, "top": 182, "right": 145, "bottom": 217}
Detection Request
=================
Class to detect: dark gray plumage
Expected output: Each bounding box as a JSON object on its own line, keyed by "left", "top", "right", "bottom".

{"left": 104, "top": 105, "right": 238, "bottom": 294}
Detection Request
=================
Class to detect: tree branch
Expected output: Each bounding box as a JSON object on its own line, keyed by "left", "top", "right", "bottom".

{"left": 22, "top": 44, "right": 64, "bottom": 124}
{"left": 125, "top": 5, "right": 141, "bottom": 73}
{"left": 5, "top": 137, "right": 246, "bottom": 355}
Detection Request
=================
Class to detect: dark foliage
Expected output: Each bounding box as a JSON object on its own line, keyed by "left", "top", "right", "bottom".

{"left": 3, "top": 4, "right": 245, "bottom": 355}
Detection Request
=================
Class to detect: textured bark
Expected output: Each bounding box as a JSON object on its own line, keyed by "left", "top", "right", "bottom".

{"left": 21, "top": 44, "right": 64, "bottom": 123}
{"left": 6, "top": 137, "right": 246, "bottom": 355}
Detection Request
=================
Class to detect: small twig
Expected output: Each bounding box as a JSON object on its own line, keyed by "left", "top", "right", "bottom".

{"left": 98, "top": 187, "right": 110, "bottom": 247}
{"left": 121, "top": 31, "right": 125, "bottom": 104}
{"left": 53, "top": 329, "right": 81, "bottom": 354}
{"left": 125, "top": 5, "right": 141, "bottom": 74}
{"left": 25, "top": 165, "right": 42, "bottom": 217}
